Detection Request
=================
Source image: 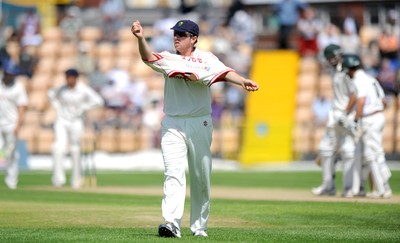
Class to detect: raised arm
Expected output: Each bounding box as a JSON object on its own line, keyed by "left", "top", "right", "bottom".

{"left": 131, "top": 20, "right": 157, "bottom": 62}
{"left": 223, "top": 71, "right": 259, "bottom": 92}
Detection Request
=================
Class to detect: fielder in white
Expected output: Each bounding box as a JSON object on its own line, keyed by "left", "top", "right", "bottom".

{"left": 312, "top": 44, "right": 356, "bottom": 197}
{"left": 48, "top": 69, "right": 104, "bottom": 189}
{"left": 342, "top": 54, "right": 392, "bottom": 199}
{"left": 0, "top": 61, "right": 28, "bottom": 189}
{"left": 131, "top": 19, "right": 259, "bottom": 238}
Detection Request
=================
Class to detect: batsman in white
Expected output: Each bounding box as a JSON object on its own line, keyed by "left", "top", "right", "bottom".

{"left": 342, "top": 54, "right": 392, "bottom": 199}
{"left": 48, "top": 69, "right": 104, "bottom": 189}
{"left": 312, "top": 44, "right": 355, "bottom": 197}
{"left": 0, "top": 61, "right": 28, "bottom": 189}
{"left": 131, "top": 19, "right": 259, "bottom": 238}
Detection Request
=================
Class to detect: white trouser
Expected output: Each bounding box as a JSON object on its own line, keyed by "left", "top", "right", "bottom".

{"left": 52, "top": 120, "right": 84, "bottom": 188}
{"left": 160, "top": 115, "right": 213, "bottom": 234}
{"left": 319, "top": 123, "right": 355, "bottom": 192}
{"left": 1, "top": 129, "right": 18, "bottom": 189}
{"left": 352, "top": 140, "right": 369, "bottom": 194}
{"left": 353, "top": 113, "right": 390, "bottom": 194}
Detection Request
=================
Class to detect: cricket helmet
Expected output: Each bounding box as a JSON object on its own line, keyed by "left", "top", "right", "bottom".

{"left": 342, "top": 54, "right": 361, "bottom": 69}
{"left": 323, "top": 44, "right": 341, "bottom": 59}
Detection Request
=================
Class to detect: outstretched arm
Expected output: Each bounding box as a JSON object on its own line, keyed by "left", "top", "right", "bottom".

{"left": 131, "top": 20, "right": 157, "bottom": 62}
{"left": 223, "top": 71, "right": 259, "bottom": 92}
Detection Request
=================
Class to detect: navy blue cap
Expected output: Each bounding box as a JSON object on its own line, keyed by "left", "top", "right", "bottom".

{"left": 65, "top": 68, "right": 79, "bottom": 77}
{"left": 171, "top": 20, "right": 199, "bottom": 36}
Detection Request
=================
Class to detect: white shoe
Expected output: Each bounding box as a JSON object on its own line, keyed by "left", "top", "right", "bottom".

{"left": 71, "top": 183, "right": 82, "bottom": 189}
{"left": 366, "top": 191, "right": 383, "bottom": 199}
{"left": 342, "top": 191, "right": 354, "bottom": 198}
{"left": 312, "top": 186, "right": 336, "bottom": 196}
{"left": 382, "top": 190, "right": 392, "bottom": 199}
{"left": 193, "top": 230, "right": 208, "bottom": 237}
{"left": 158, "top": 222, "right": 181, "bottom": 238}
{"left": 5, "top": 182, "right": 17, "bottom": 190}
{"left": 5, "top": 178, "right": 17, "bottom": 190}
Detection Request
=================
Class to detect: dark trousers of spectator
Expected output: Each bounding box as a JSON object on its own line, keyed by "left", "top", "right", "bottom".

{"left": 278, "top": 25, "right": 294, "bottom": 49}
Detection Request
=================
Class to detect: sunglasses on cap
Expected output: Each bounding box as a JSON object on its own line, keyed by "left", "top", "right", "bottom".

{"left": 173, "top": 31, "right": 193, "bottom": 38}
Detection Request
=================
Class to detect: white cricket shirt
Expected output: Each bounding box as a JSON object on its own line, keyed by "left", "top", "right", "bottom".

{"left": 0, "top": 80, "right": 28, "bottom": 130}
{"left": 331, "top": 64, "right": 354, "bottom": 112}
{"left": 144, "top": 49, "right": 234, "bottom": 117}
{"left": 352, "top": 69, "right": 385, "bottom": 116}
{"left": 48, "top": 81, "right": 104, "bottom": 123}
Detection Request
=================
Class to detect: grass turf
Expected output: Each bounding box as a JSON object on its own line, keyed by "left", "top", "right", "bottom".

{"left": 0, "top": 170, "right": 399, "bottom": 242}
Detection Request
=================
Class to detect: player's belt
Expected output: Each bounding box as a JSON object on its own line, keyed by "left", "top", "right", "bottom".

{"left": 363, "top": 110, "right": 383, "bottom": 117}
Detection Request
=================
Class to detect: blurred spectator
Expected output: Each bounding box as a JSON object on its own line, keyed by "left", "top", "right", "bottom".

{"left": 273, "top": 0, "right": 307, "bottom": 49}
{"left": 76, "top": 42, "right": 95, "bottom": 76}
{"left": 228, "top": 8, "right": 256, "bottom": 45}
{"left": 383, "top": 9, "right": 400, "bottom": 68}
{"left": 179, "top": 0, "right": 198, "bottom": 14}
{"left": 126, "top": 76, "right": 147, "bottom": 116}
{"left": 225, "top": 85, "right": 245, "bottom": 119}
{"left": 312, "top": 92, "right": 331, "bottom": 127}
{"left": 224, "top": 0, "right": 243, "bottom": 26}
{"left": 151, "top": 8, "right": 177, "bottom": 53}
{"left": 211, "top": 24, "right": 234, "bottom": 58}
{"left": 211, "top": 94, "right": 225, "bottom": 158}
{"left": 389, "top": 9, "right": 400, "bottom": 30}
{"left": 99, "top": 0, "right": 125, "bottom": 42}
{"left": 377, "top": 58, "right": 398, "bottom": 96}
{"left": 17, "top": 8, "right": 42, "bottom": 47}
{"left": 1, "top": 40, "right": 20, "bottom": 70}
{"left": 297, "top": 7, "right": 322, "bottom": 57}
{"left": 342, "top": 10, "right": 359, "bottom": 35}
{"left": 340, "top": 22, "right": 360, "bottom": 55}
{"left": 0, "top": 40, "right": 13, "bottom": 68}
{"left": 224, "top": 43, "right": 252, "bottom": 77}
{"left": 378, "top": 27, "right": 399, "bottom": 62}
{"left": 0, "top": 17, "right": 10, "bottom": 48}
{"left": 142, "top": 98, "right": 163, "bottom": 148}
{"left": 317, "top": 23, "right": 341, "bottom": 53}
{"left": 100, "top": 79, "right": 129, "bottom": 119}
{"left": 19, "top": 45, "right": 37, "bottom": 77}
{"left": 107, "top": 67, "right": 130, "bottom": 91}
{"left": 59, "top": 6, "right": 83, "bottom": 43}
{"left": 88, "top": 63, "right": 109, "bottom": 93}
{"left": 100, "top": 67, "right": 130, "bottom": 123}
{"left": 360, "top": 40, "right": 380, "bottom": 77}
{"left": 211, "top": 94, "right": 225, "bottom": 129}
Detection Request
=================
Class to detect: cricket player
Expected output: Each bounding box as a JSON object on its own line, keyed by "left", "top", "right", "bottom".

{"left": 48, "top": 69, "right": 104, "bottom": 189}
{"left": 342, "top": 54, "right": 392, "bottom": 199}
{"left": 312, "top": 44, "right": 355, "bottom": 197}
{"left": 131, "top": 19, "right": 259, "bottom": 238}
{"left": 0, "top": 60, "right": 28, "bottom": 189}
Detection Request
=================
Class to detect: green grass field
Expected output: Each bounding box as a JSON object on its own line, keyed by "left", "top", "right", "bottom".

{"left": 0, "top": 170, "right": 399, "bottom": 242}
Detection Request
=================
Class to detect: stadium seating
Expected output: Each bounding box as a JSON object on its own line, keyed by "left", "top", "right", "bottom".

{"left": 15, "top": 17, "right": 399, "bottom": 160}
